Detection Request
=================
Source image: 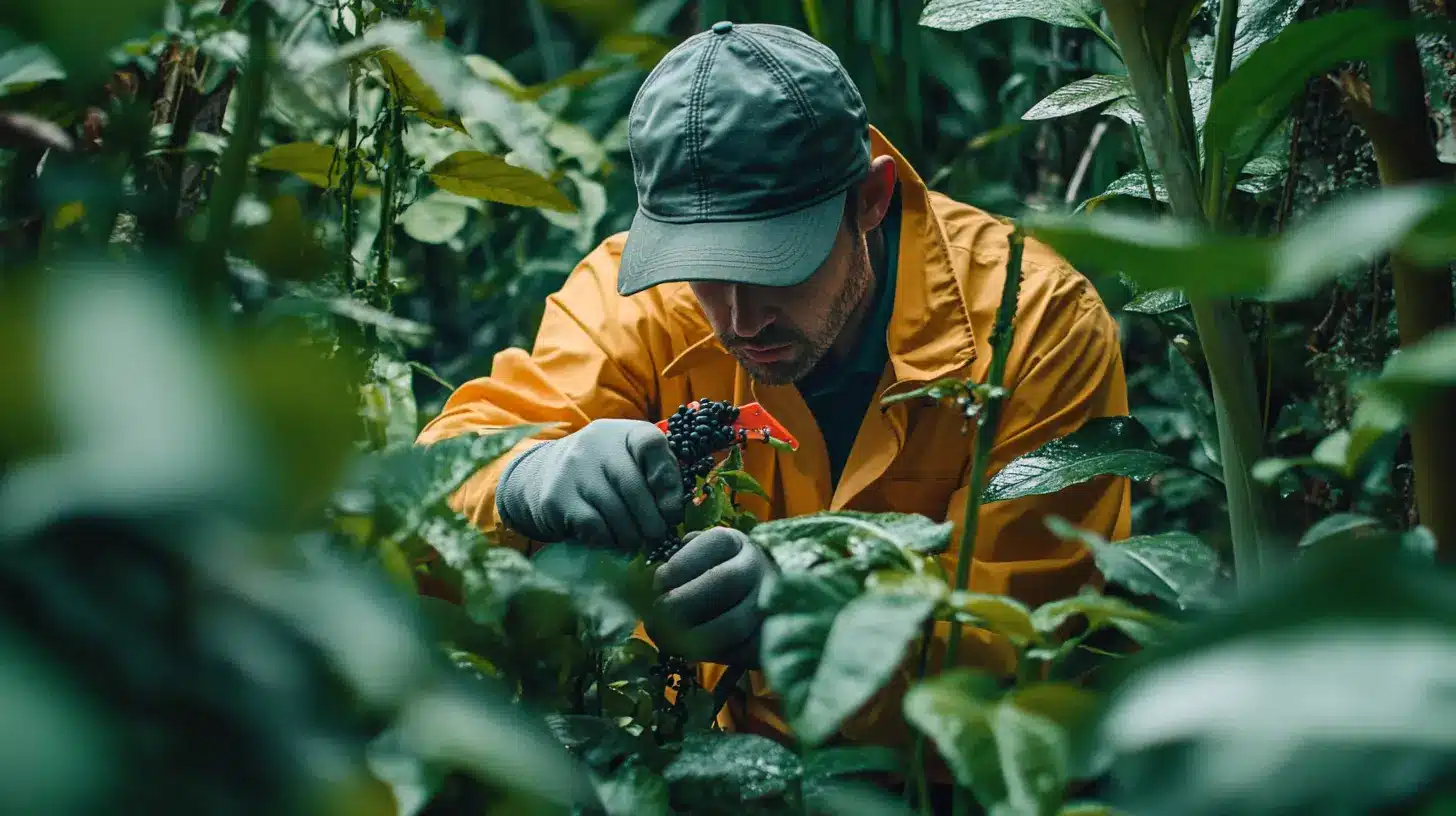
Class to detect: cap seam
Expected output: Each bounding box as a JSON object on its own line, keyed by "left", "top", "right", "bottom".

{"left": 687, "top": 36, "right": 724, "bottom": 220}
{"left": 740, "top": 34, "right": 816, "bottom": 130}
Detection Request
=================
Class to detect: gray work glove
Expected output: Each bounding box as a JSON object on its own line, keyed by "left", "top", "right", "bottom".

{"left": 646, "top": 527, "right": 777, "bottom": 668}
{"left": 495, "top": 419, "right": 684, "bottom": 554}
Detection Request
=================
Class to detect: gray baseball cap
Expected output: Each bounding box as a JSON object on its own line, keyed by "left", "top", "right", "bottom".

{"left": 616, "top": 21, "right": 871, "bottom": 297}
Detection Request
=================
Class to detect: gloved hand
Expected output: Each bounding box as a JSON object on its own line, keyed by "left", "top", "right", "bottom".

{"left": 495, "top": 419, "right": 684, "bottom": 554}
{"left": 646, "top": 527, "right": 777, "bottom": 668}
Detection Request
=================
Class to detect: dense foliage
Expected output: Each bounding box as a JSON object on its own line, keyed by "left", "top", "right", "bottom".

{"left": 3, "top": 1, "right": 1456, "bottom": 815}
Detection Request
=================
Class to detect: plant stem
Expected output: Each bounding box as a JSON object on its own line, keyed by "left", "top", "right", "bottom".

{"left": 1102, "top": 0, "right": 1273, "bottom": 589}
{"left": 1363, "top": 0, "right": 1456, "bottom": 562}
{"left": 340, "top": 19, "right": 361, "bottom": 284}
{"left": 198, "top": 1, "right": 269, "bottom": 302}
{"left": 1129, "top": 123, "right": 1159, "bottom": 205}
{"left": 944, "top": 228, "right": 1023, "bottom": 670}
{"left": 375, "top": 95, "right": 404, "bottom": 292}
{"left": 1202, "top": 0, "right": 1240, "bottom": 225}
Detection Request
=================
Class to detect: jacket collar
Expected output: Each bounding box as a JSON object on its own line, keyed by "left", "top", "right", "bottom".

{"left": 661, "top": 126, "right": 977, "bottom": 386}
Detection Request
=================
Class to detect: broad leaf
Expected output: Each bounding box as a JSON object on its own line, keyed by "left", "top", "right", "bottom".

{"left": 254, "top": 142, "right": 346, "bottom": 189}
{"left": 399, "top": 192, "right": 475, "bottom": 244}
{"left": 1166, "top": 345, "right": 1220, "bottom": 465}
{"left": 663, "top": 732, "right": 803, "bottom": 811}
{"left": 1204, "top": 9, "right": 1454, "bottom": 182}
{"left": 718, "top": 469, "right": 769, "bottom": 500}
{"left": 752, "top": 510, "right": 954, "bottom": 578}
{"left": 1079, "top": 169, "right": 1166, "bottom": 211}
{"left": 903, "top": 671, "right": 1079, "bottom": 814}
{"left": 428, "top": 151, "right": 576, "bottom": 212}
{"left": 1032, "top": 588, "right": 1173, "bottom": 646}
{"left": 1297, "top": 513, "right": 1383, "bottom": 550}
{"left": 595, "top": 760, "right": 671, "bottom": 816}
{"left": 945, "top": 591, "right": 1038, "bottom": 647}
{"left": 1045, "top": 518, "right": 1225, "bottom": 611}
{"left": 1362, "top": 326, "right": 1456, "bottom": 413}
{"left": 1023, "top": 75, "right": 1131, "bottom": 121}
{"left": 920, "top": 0, "right": 1104, "bottom": 32}
{"left": 982, "top": 416, "right": 1173, "bottom": 504}
{"left": 0, "top": 44, "right": 65, "bottom": 96}
{"left": 803, "top": 745, "right": 904, "bottom": 781}
{"left": 761, "top": 576, "right": 937, "bottom": 746}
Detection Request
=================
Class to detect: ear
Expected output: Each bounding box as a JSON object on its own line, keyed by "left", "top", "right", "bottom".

{"left": 854, "top": 155, "right": 899, "bottom": 233}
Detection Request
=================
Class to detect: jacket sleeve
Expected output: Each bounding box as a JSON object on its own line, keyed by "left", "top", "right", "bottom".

{"left": 413, "top": 236, "right": 667, "bottom": 553}
{"left": 836, "top": 280, "right": 1132, "bottom": 755}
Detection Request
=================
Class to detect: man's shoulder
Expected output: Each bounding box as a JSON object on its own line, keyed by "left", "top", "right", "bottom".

{"left": 566, "top": 231, "right": 710, "bottom": 329}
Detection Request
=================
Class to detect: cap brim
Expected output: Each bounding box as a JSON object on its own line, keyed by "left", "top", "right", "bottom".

{"left": 616, "top": 189, "right": 846, "bottom": 296}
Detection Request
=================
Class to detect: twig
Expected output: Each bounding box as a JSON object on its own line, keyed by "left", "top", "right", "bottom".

{"left": 1065, "top": 120, "right": 1110, "bottom": 205}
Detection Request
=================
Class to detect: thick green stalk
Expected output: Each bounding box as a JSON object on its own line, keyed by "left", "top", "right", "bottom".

{"left": 1101, "top": 0, "right": 1272, "bottom": 588}
{"left": 1363, "top": 0, "right": 1456, "bottom": 562}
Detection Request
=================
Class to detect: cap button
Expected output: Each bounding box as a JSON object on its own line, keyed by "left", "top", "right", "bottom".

{"left": 711, "top": 20, "right": 734, "bottom": 34}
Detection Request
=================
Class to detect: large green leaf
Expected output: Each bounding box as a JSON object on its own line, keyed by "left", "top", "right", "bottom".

{"left": 1122, "top": 287, "right": 1188, "bottom": 316}
{"left": 919, "top": 0, "right": 1104, "bottom": 32}
{"left": 595, "top": 760, "right": 671, "bottom": 816}
{"left": 1045, "top": 518, "right": 1226, "bottom": 611}
{"left": 982, "top": 416, "right": 1173, "bottom": 504}
{"left": 751, "top": 510, "right": 953, "bottom": 579}
{"left": 1166, "top": 345, "right": 1220, "bottom": 466}
{"left": 945, "top": 591, "right": 1039, "bottom": 647}
{"left": 760, "top": 573, "right": 937, "bottom": 746}
{"left": 662, "top": 732, "right": 803, "bottom": 812}
{"left": 1203, "top": 9, "right": 1454, "bottom": 183}
{"left": 1361, "top": 326, "right": 1456, "bottom": 413}
{"left": 254, "top": 142, "right": 346, "bottom": 189}
{"left": 428, "top": 151, "right": 576, "bottom": 212}
{"left": 1027, "top": 184, "right": 1456, "bottom": 300}
{"left": 904, "top": 671, "right": 1082, "bottom": 814}
{"left": 0, "top": 45, "right": 64, "bottom": 96}
{"left": 1023, "top": 75, "right": 1131, "bottom": 121}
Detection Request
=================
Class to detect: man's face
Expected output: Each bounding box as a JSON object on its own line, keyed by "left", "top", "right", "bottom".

{"left": 691, "top": 220, "right": 874, "bottom": 385}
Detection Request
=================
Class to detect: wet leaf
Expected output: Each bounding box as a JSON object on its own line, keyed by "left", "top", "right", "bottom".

{"left": 428, "top": 151, "right": 576, "bottom": 212}
{"left": 1045, "top": 518, "right": 1225, "bottom": 611}
{"left": 982, "top": 417, "right": 1173, "bottom": 504}
{"left": 751, "top": 510, "right": 954, "bottom": 578}
{"left": 1023, "top": 75, "right": 1131, "bottom": 121}
{"left": 1033, "top": 588, "right": 1173, "bottom": 646}
{"left": 1362, "top": 326, "right": 1456, "bottom": 413}
{"left": 920, "top": 0, "right": 1104, "bottom": 31}
{"left": 595, "top": 759, "right": 671, "bottom": 816}
{"left": 663, "top": 732, "right": 803, "bottom": 810}
{"left": 1122, "top": 287, "right": 1188, "bottom": 315}
{"left": 1166, "top": 345, "right": 1220, "bottom": 465}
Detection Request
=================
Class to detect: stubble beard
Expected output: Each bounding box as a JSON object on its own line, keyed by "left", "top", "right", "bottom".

{"left": 729, "top": 243, "right": 874, "bottom": 387}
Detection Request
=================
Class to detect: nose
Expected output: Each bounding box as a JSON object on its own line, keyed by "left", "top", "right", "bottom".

{"left": 728, "top": 284, "right": 773, "bottom": 339}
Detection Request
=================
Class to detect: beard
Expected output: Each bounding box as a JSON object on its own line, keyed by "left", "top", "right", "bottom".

{"left": 723, "top": 242, "right": 875, "bottom": 386}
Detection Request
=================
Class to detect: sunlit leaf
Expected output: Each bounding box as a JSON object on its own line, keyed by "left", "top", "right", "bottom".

{"left": 1023, "top": 75, "right": 1131, "bottom": 121}
{"left": 1122, "top": 287, "right": 1187, "bottom": 315}
{"left": 428, "top": 151, "right": 576, "bottom": 212}
{"left": 1045, "top": 517, "right": 1225, "bottom": 611}
{"left": 982, "top": 416, "right": 1173, "bottom": 503}
{"left": 0, "top": 44, "right": 64, "bottom": 96}
{"left": 920, "top": 0, "right": 1104, "bottom": 31}
{"left": 399, "top": 192, "right": 473, "bottom": 244}
{"left": 254, "top": 142, "right": 346, "bottom": 189}
{"left": 946, "top": 591, "right": 1038, "bottom": 646}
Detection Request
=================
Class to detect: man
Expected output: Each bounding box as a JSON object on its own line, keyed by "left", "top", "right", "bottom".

{"left": 417, "top": 21, "right": 1129, "bottom": 752}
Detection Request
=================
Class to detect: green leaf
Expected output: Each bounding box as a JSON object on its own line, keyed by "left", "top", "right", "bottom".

{"left": 718, "top": 469, "right": 769, "bottom": 501}
{"left": 428, "top": 151, "right": 576, "bottom": 212}
{"left": 1059, "top": 803, "right": 1131, "bottom": 816}
{"left": 0, "top": 45, "right": 64, "bottom": 96}
{"left": 982, "top": 416, "right": 1173, "bottom": 504}
{"left": 683, "top": 481, "right": 729, "bottom": 530}
{"left": 761, "top": 577, "right": 937, "bottom": 746}
{"left": 945, "top": 591, "right": 1038, "bottom": 647}
{"left": 920, "top": 0, "right": 1104, "bottom": 32}
{"left": 1024, "top": 75, "right": 1131, "bottom": 121}
{"left": 254, "top": 142, "right": 346, "bottom": 189}
{"left": 1123, "top": 287, "right": 1188, "bottom": 316}
{"left": 803, "top": 745, "right": 905, "bottom": 781}
{"left": 1362, "top": 326, "right": 1456, "bottom": 413}
{"left": 374, "top": 425, "right": 545, "bottom": 542}
{"left": 662, "top": 732, "right": 803, "bottom": 811}
{"left": 1166, "top": 345, "right": 1220, "bottom": 466}
{"left": 1297, "top": 513, "right": 1384, "bottom": 550}
{"left": 1045, "top": 518, "right": 1225, "bottom": 611}
{"left": 595, "top": 760, "right": 671, "bottom": 816}
{"left": 1203, "top": 9, "right": 1454, "bottom": 182}
{"left": 399, "top": 193, "right": 471, "bottom": 245}
{"left": 1032, "top": 588, "right": 1173, "bottom": 646}
{"left": 903, "top": 671, "right": 1078, "bottom": 813}
{"left": 751, "top": 510, "right": 954, "bottom": 578}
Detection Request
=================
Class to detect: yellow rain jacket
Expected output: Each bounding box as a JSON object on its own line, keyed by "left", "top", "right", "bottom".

{"left": 416, "top": 127, "right": 1131, "bottom": 760}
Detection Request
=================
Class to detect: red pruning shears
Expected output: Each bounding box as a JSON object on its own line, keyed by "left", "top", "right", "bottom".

{"left": 654, "top": 400, "right": 799, "bottom": 451}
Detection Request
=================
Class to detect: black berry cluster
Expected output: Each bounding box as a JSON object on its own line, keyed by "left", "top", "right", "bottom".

{"left": 649, "top": 654, "right": 690, "bottom": 691}
{"left": 646, "top": 534, "right": 684, "bottom": 565}
{"left": 665, "top": 400, "right": 743, "bottom": 493}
